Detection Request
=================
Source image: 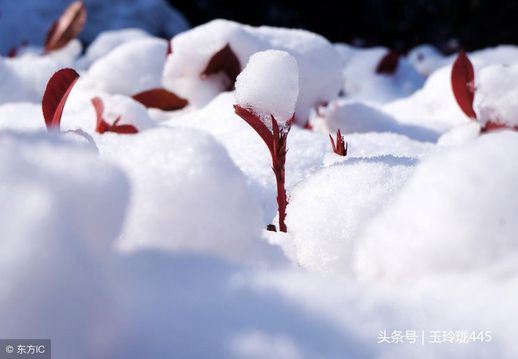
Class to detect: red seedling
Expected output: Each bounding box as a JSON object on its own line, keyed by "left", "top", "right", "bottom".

{"left": 42, "top": 68, "right": 80, "bottom": 130}
{"left": 451, "top": 50, "right": 477, "bottom": 119}
{"left": 329, "top": 129, "right": 347, "bottom": 156}
{"left": 234, "top": 105, "right": 292, "bottom": 233}
{"left": 44, "top": 1, "right": 87, "bottom": 54}
{"left": 132, "top": 88, "right": 188, "bottom": 111}
{"left": 202, "top": 44, "right": 241, "bottom": 90}
{"left": 376, "top": 50, "right": 400, "bottom": 74}
{"left": 91, "top": 97, "right": 138, "bottom": 134}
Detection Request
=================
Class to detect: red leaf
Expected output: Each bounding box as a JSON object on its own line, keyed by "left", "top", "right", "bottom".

{"left": 42, "top": 68, "right": 80, "bottom": 130}
{"left": 234, "top": 105, "right": 273, "bottom": 153}
{"left": 376, "top": 50, "right": 400, "bottom": 74}
{"left": 110, "top": 124, "right": 139, "bottom": 134}
{"left": 132, "top": 88, "right": 188, "bottom": 111}
{"left": 91, "top": 97, "right": 110, "bottom": 133}
{"left": 91, "top": 97, "right": 139, "bottom": 135}
{"left": 451, "top": 50, "right": 477, "bottom": 119}
{"left": 201, "top": 44, "right": 241, "bottom": 90}
{"left": 44, "top": 1, "right": 87, "bottom": 53}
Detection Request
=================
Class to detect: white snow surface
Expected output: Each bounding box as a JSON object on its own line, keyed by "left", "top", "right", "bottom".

{"left": 235, "top": 50, "right": 299, "bottom": 127}
{"left": 476, "top": 63, "right": 518, "bottom": 126}
{"left": 1, "top": 17, "right": 518, "bottom": 359}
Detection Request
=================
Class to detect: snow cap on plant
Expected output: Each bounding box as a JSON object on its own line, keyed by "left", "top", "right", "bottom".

{"left": 235, "top": 50, "right": 299, "bottom": 128}
{"left": 234, "top": 50, "right": 299, "bottom": 232}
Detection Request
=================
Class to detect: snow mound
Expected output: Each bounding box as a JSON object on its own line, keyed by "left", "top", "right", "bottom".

{"left": 0, "top": 46, "right": 78, "bottom": 104}
{"left": 77, "top": 28, "right": 152, "bottom": 69}
{"left": 355, "top": 131, "right": 518, "bottom": 281}
{"left": 86, "top": 38, "right": 168, "bottom": 95}
{"left": 0, "top": 131, "right": 129, "bottom": 253}
{"left": 406, "top": 44, "right": 446, "bottom": 77}
{"left": 163, "top": 19, "right": 341, "bottom": 122}
{"left": 98, "top": 127, "right": 276, "bottom": 263}
{"left": 235, "top": 50, "right": 299, "bottom": 126}
{"left": 286, "top": 158, "right": 414, "bottom": 273}
{"left": 325, "top": 101, "right": 439, "bottom": 142}
{"left": 476, "top": 63, "right": 518, "bottom": 127}
{"left": 339, "top": 46, "right": 425, "bottom": 103}
{"left": 63, "top": 93, "right": 156, "bottom": 135}
{"left": 0, "top": 131, "right": 129, "bottom": 349}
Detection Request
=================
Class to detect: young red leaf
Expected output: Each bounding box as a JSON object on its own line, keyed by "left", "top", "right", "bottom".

{"left": 376, "top": 50, "right": 400, "bottom": 74}
{"left": 329, "top": 129, "right": 347, "bottom": 156}
{"left": 44, "top": 1, "right": 87, "bottom": 53}
{"left": 202, "top": 44, "right": 241, "bottom": 90}
{"left": 132, "top": 88, "right": 188, "bottom": 111}
{"left": 233, "top": 105, "right": 274, "bottom": 153}
{"left": 42, "top": 68, "right": 80, "bottom": 130}
{"left": 451, "top": 50, "right": 477, "bottom": 119}
{"left": 91, "top": 97, "right": 139, "bottom": 135}
{"left": 91, "top": 97, "right": 110, "bottom": 133}
{"left": 234, "top": 104, "right": 291, "bottom": 233}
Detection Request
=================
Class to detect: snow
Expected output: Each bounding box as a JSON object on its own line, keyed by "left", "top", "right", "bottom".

{"left": 476, "top": 63, "right": 518, "bottom": 126}
{"left": 286, "top": 159, "right": 414, "bottom": 273}
{"left": 355, "top": 131, "right": 518, "bottom": 280}
{"left": 86, "top": 38, "right": 168, "bottom": 95}
{"left": 235, "top": 50, "right": 299, "bottom": 127}
{"left": 339, "top": 46, "right": 425, "bottom": 103}
{"left": 97, "top": 127, "right": 279, "bottom": 264}
{"left": 324, "top": 100, "right": 439, "bottom": 142}
{"left": 1, "top": 11, "right": 518, "bottom": 359}
{"left": 77, "top": 28, "right": 152, "bottom": 69}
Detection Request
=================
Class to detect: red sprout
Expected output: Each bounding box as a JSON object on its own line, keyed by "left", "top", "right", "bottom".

{"left": 91, "top": 97, "right": 138, "bottom": 134}
{"left": 234, "top": 105, "right": 292, "bottom": 232}
{"left": 329, "top": 129, "right": 347, "bottom": 156}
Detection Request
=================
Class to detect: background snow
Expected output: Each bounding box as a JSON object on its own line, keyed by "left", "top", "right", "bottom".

{"left": 0, "top": 0, "right": 188, "bottom": 53}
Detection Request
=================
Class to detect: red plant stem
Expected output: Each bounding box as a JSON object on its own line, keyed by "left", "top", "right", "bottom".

{"left": 233, "top": 105, "right": 291, "bottom": 232}
{"left": 272, "top": 141, "right": 288, "bottom": 233}
{"left": 271, "top": 116, "right": 289, "bottom": 233}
